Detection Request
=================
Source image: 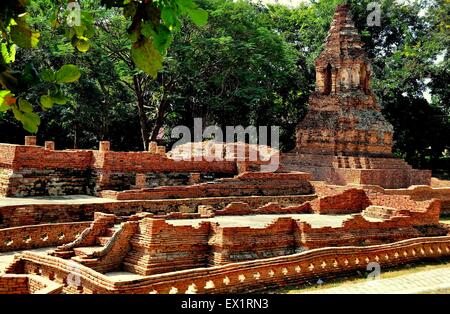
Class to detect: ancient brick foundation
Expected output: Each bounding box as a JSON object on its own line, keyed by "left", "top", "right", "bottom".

{"left": 24, "top": 188, "right": 443, "bottom": 278}
{"left": 281, "top": 153, "right": 431, "bottom": 189}
{"left": 0, "top": 194, "right": 315, "bottom": 228}
{"left": 1, "top": 4, "right": 449, "bottom": 295}
{"left": 0, "top": 274, "right": 62, "bottom": 294}
{"left": 0, "top": 143, "right": 237, "bottom": 197}
{"left": 100, "top": 172, "right": 313, "bottom": 200}
{"left": 7, "top": 236, "right": 450, "bottom": 294}
{"left": 0, "top": 222, "right": 91, "bottom": 252}
{"left": 362, "top": 185, "right": 450, "bottom": 216}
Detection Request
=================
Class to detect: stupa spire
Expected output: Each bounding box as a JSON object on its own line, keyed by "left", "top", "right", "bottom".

{"left": 315, "top": 4, "right": 372, "bottom": 97}
{"left": 295, "top": 4, "right": 394, "bottom": 157}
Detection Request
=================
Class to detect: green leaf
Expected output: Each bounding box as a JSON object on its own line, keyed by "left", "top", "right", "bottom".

{"left": 75, "top": 38, "right": 90, "bottom": 52}
{"left": 123, "top": 2, "right": 138, "bottom": 18}
{"left": 186, "top": 8, "right": 208, "bottom": 26}
{"left": 84, "top": 25, "right": 95, "bottom": 39}
{"left": 55, "top": 64, "right": 81, "bottom": 83}
{"left": 0, "top": 90, "right": 12, "bottom": 112}
{"left": 161, "top": 7, "right": 177, "bottom": 27}
{"left": 12, "top": 106, "right": 23, "bottom": 121}
{"left": 131, "top": 39, "right": 163, "bottom": 78}
{"left": 0, "top": 103, "right": 9, "bottom": 112}
{"left": 1, "top": 43, "right": 16, "bottom": 63}
{"left": 51, "top": 94, "right": 68, "bottom": 105}
{"left": 12, "top": 101, "right": 41, "bottom": 134}
{"left": 21, "top": 111, "right": 41, "bottom": 133}
{"left": 74, "top": 25, "right": 86, "bottom": 37}
{"left": 10, "top": 24, "right": 40, "bottom": 48}
{"left": 142, "top": 22, "right": 173, "bottom": 53}
{"left": 0, "top": 90, "right": 12, "bottom": 100}
{"left": 22, "top": 63, "right": 39, "bottom": 84}
{"left": 179, "top": 0, "right": 197, "bottom": 10}
{"left": 40, "top": 95, "right": 53, "bottom": 109}
{"left": 41, "top": 69, "right": 55, "bottom": 82}
{"left": 18, "top": 98, "right": 33, "bottom": 113}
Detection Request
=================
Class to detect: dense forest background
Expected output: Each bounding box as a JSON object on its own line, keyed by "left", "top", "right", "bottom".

{"left": 0, "top": 0, "right": 449, "bottom": 177}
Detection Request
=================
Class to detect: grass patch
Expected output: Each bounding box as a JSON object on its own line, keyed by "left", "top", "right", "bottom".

{"left": 422, "top": 288, "right": 450, "bottom": 294}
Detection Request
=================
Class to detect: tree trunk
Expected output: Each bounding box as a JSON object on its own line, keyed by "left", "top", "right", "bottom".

{"left": 133, "top": 75, "right": 150, "bottom": 151}
{"left": 150, "top": 99, "right": 169, "bottom": 141}
{"left": 73, "top": 123, "right": 78, "bottom": 149}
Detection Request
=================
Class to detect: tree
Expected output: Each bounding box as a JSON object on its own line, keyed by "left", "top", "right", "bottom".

{"left": 1, "top": 0, "right": 209, "bottom": 134}
{"left": 158, "top": 0, "right": 303, "bottom": 149}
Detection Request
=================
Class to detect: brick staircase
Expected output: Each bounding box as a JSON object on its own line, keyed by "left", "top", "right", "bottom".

{"left": 50, "top": 212, "right": 117, "bottom": 259}
{"left": 71, "top": 224, "right": 121, "bottom": 266}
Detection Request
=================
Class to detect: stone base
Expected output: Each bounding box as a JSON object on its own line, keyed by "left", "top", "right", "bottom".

{"left": 281, "top": 153, "right": 431, "bottom": 189}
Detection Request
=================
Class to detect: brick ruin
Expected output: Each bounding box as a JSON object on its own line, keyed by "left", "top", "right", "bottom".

{"left": 1, "top": 4, "right": 450, "bottom": 294}
{"left": 282, "top": 4, "right": 431, "bottom": 189}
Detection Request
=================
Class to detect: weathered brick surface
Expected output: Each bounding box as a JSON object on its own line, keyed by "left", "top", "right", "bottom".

{"left": 0, "top": 194, "right": 314, "bottom": 228}
{"left": 0, "top": 143, "right": 237, "bottom": 197}
{"left": 362, "top": 185, "right": 450, "bottom": 215}
{"left": 295, "top": 5, "right": 393, "bottom": 157}
{"left": 55, "top": 190, "right": 443, "bottom": 276}
{"left": 0, "top": 222, "right": 91, "bottom": 252}
{"left": 123, "top": 219, "right": 211, "bottom": 275}
{"left": 0, "top": 274, "right": 62, "bottom": 294}
{"left": 212, "top": 202, "right": 312, "bottom": 216}
{"left": 71, "top": 221, "right": 139, "bottom": 274}
{"left": 208, "top": 218, "right": 297, "bottom": 266}
{"left": 9, "top": 236, "right": 450, "bottom": 294}
{"left": 100, "top": 172, "right": 313, "bottom": 200}
{"left": 310, "top": 188, "right": 370, "bottom": 214}
{"left": 0, "top": 275, "right": 29, "bottom": 294}
{"left": 1, "top": 4, "right": 449, "bottom": 295}
{"left": 51, "top": 213, "right": 116, "bottom": 258}
{"left": 283, "top": 4, "right": 432, "bottom": 189}
{"left": 281, "top": 153, "right": 431, "bottom": 188}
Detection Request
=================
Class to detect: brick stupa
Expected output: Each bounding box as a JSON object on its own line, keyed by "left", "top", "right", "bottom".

{"left": 282, "top": 4, "right": 431, "bottom": 188}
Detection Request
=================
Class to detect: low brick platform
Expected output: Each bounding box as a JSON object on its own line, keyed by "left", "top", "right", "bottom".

{"left": 281, "top": 153, "right": 431, "bottom": 189}
{"left": 0, "top": 142, "right": 237, "bottom": 197}
{"left": 7, "top": 236, "right": 450, "bottom": 294}
{"left": 0, "top": 194, "right": 315, "bottom": 228}
{"left": 28, "top": 186, "right": 443, "bottom": 277}
{"left": 361, "top": 185, "right": 450, "bottom": 215}
{"left": 100, "top": 172, "right": 313, "bottom": 200}
{"left": 0, "top": 222, "right": 91, "bottom": 252}
{"left": 0, "top": 274, "right": 62, "bottom": 294}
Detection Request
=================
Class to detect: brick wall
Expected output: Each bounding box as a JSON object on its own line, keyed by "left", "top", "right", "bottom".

{"left": 0, "top": 274, "right": 62, "bottom": 294}
{"left": 0, "top": 222, "right": 91, "bottom": 252}
{"left": 112, "top": 195, "right": 442, "bottom": 275}
{"left": 101, "top": 172, "right": 313, "bottom": 200}
{"left": 123, "top": 219, "right": 211, "bottom": 275}
{"left": 10, "top": 236, "right": 450, "bottom": 294}
{"left": 299, "top": 210, "right": 446, "bottom": 249}
{"left": 281, "top": 153, "right": 432, "bottom": 189}
{"left": 0, "top": 275, "right": 29, "bottom": 294}
{"left": 311, "top": 188, "right": 370, "bottom": 214}
{"left": 360, "top": 185, "right": 450, "bottom": 216}
{"left": 0, "top": 143, "right": 237, "bottom": 197}
{"left": 77, "top": 221, "right": 139, "bottom": 274}
{"left": 209, "top": 218, "right": 297, "bottom": 265}
{"left": 0, "top": 194, "right": 314, "bottom": 228}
